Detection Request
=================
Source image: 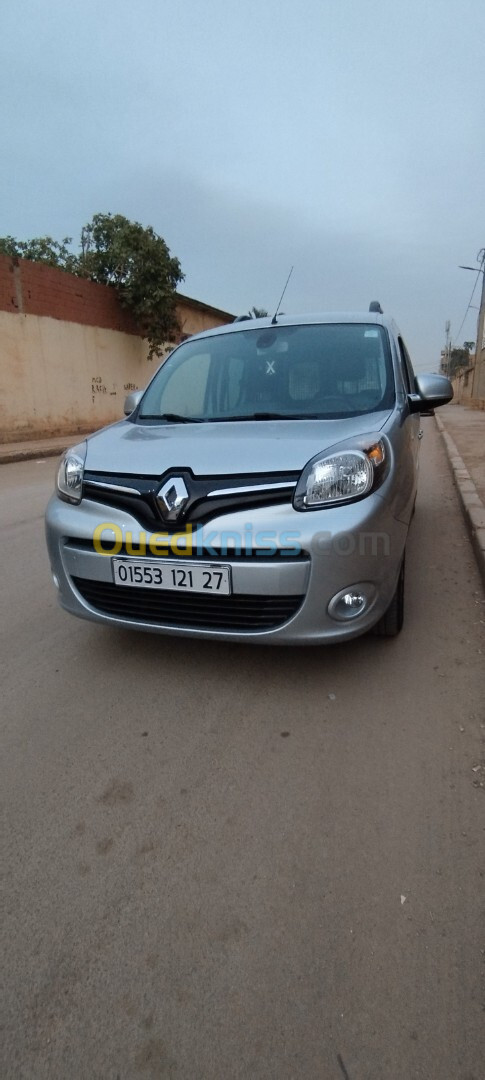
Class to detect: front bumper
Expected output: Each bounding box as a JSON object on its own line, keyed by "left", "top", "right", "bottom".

{"left": 45, "top": 493, "right": 408, "bottom": 644}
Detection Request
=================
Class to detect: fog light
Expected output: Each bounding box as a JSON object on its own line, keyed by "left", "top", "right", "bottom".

{"left": 339, "top": 591, "right": 366, "bottom": 614}
{"left": 328, "top": 585, "right": 375, "bottom": 621}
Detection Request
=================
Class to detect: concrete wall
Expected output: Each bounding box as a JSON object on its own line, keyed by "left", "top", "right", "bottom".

{"left": 469, "top": 266, "right": 485, "bottom": 407}
{"left": 470, "top": 279, "right": 485, "bottom": 406}
{"left": 469, "top": 356, "right": 485, "bottom": 407}
{"left": 451, "top": 362, "right": 485, "bottom": 410}
{"left": 473, "top": 358, "right": 483, "bottom": 406}
{"left": 0, "top": 255, "right": 234, "bottom": 440}
{"left": 175, "top": 294, "right": 235, "bottom": 337}
{"left": 0, "top": 310, "right": 155, "bottom": 440}
{"left": 451, "top": 364, "right": 476, "bottom": 406}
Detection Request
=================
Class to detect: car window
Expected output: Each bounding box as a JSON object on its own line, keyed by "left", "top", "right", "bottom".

{"left": 398, "top": 338, "right": 416, "bottom": 393}
{"left": 139, "top": 323, "right": 395, "bottom": 421}
{"left": 401, "top": 339, "right": 416, "bottom": 390}
{"left": 151, "top": 352, "right": 211, "bottom": 415}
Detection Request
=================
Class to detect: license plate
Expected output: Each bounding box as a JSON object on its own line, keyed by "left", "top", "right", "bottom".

{"left": 112, "top": 558, "right": 231, "bottom": 595}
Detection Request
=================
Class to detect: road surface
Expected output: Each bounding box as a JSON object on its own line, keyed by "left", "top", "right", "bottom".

{"left": 1, "top": 422, "right": 484, "bottom": 1080}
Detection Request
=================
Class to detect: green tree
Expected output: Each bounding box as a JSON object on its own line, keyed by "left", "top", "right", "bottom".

{"left": 448, "top": 344, "right": 474, "bottom": 376}
{"left": 248, "top": 306, "right": 268, "bottom": 318}
{"left": 0, "top": 213, "right": 184, "bottom": 359}
{"left": 0, "top": 234, "right": 79, "bottom": 272}
{"left": 79, "top": 214, "right": 184, "bottom": 358}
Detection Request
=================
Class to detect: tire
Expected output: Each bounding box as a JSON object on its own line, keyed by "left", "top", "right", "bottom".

{"left": 372, "top": 554, "right": 405, "bottom": 637}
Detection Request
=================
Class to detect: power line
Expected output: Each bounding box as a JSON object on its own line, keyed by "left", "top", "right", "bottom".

{"left": 452, "top": 266, "right": 482, "bottom": 347}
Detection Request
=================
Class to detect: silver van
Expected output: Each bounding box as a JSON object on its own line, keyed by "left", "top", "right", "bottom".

{"left": 45, "top": 308, "right": 452, "bottom": 643}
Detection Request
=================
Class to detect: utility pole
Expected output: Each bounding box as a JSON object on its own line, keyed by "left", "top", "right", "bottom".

{"left": 444, "top": 319, "right": 451, "bottom": 375}
{"left": 459, "top": 248, "right": 485, "bottom": 399}
{"left": 475, "top": 247, "right": 485, "bottom": 353}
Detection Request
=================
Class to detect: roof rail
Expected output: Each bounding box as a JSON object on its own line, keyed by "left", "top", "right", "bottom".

{"left": 369, "top": 301, "right": 383, "bottom": 314}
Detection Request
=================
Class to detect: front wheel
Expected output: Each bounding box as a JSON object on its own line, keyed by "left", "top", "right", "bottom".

{"left": 372, "top": 555, "right": 405, "bottom": 637}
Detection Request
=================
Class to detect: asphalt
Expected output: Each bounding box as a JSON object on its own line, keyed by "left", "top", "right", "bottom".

{"left": 1, "top": 422, "right": 484, "bottom": 1080}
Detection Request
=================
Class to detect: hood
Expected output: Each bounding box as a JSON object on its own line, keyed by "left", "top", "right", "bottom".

{"left": 85, "top": 413, "right": 391, "bottom": 477}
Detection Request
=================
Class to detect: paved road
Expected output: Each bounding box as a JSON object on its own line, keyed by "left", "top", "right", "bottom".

{"left": 1, "top": 424, "right": 484, "bottom": 1080}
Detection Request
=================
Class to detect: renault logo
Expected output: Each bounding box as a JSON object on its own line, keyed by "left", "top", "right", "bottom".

{"left": 156, "top": 477, "right": 189, "bottom": 521}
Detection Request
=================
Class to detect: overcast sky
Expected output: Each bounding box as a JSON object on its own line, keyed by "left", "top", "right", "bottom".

{"left": 1, "top": 0, "right": 484, "bottom": 369}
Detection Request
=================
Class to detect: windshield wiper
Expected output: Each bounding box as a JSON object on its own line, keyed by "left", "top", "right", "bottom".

{"left": 140, "top": 411, "right": 323, "bottom": 424}
{"left": 140, "top": 413, "right": 206, "bottom": 424}
{"left": 207, "top": 412, "right": 322, "bottom": 421}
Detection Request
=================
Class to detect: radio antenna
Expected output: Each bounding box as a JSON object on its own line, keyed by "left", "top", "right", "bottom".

{"left": 271, "top": 266, "right": 294, "bottom": 325}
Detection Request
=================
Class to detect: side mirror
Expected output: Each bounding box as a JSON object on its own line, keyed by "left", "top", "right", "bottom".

{"left": 124, "top": 389, "right": 143, "bottom": 416}
{"left": 408, "top": 373, "right": 453, "bottom": 414}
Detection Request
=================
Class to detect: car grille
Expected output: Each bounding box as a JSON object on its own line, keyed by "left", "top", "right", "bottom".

{"left": 72, "top": 577, "right": 304, "bottom": 631}
{"left": 82, "top": 470, "right": 299, "bottom": 529}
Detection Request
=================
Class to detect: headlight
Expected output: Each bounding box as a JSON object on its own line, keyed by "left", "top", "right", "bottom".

{"left": 294, "top": 441, "right": 385, "bottom": 510}
{"left": 56, "top": 441, "right": 87, "bottom": 504}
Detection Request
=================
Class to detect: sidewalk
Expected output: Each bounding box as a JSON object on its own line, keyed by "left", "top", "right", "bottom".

{"left": 0, "top": 433, "right": 91, "bottom": 465}
{"left": 435, "top": 403, "right": 485, "bottom": 587}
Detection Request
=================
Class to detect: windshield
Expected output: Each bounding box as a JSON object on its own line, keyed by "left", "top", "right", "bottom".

{"left": 138, "top": 323, "right": 395, "bottom": 422}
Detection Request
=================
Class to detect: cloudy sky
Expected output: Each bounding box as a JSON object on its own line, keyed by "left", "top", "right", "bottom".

{"left": 1, "top": 0, "right": 484, "bottom": 369}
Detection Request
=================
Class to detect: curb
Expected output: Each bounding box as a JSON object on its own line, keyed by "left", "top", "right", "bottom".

{"left": 435, "top": 414, "right": 485, "bottom": 589}
{"left": 0, "top": 444, "right": 69, "bottom": 465}
{"left": 0, "top": 432, "right": 93, "bottom": 465}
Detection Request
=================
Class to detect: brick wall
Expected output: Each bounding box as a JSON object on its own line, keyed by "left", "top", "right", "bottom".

{"left": 0, "top": 256, "right": 17, "bottom": 313}
{"left": 0, "top": 254, "right": 234, "bottom": 340}
{"left": 0, "top": 254, "right": 138, "bottom": 333}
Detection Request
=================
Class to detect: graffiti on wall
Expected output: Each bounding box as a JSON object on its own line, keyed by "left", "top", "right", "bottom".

{"left": 92, "top": 376, "right": 118, "bottom": 403}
